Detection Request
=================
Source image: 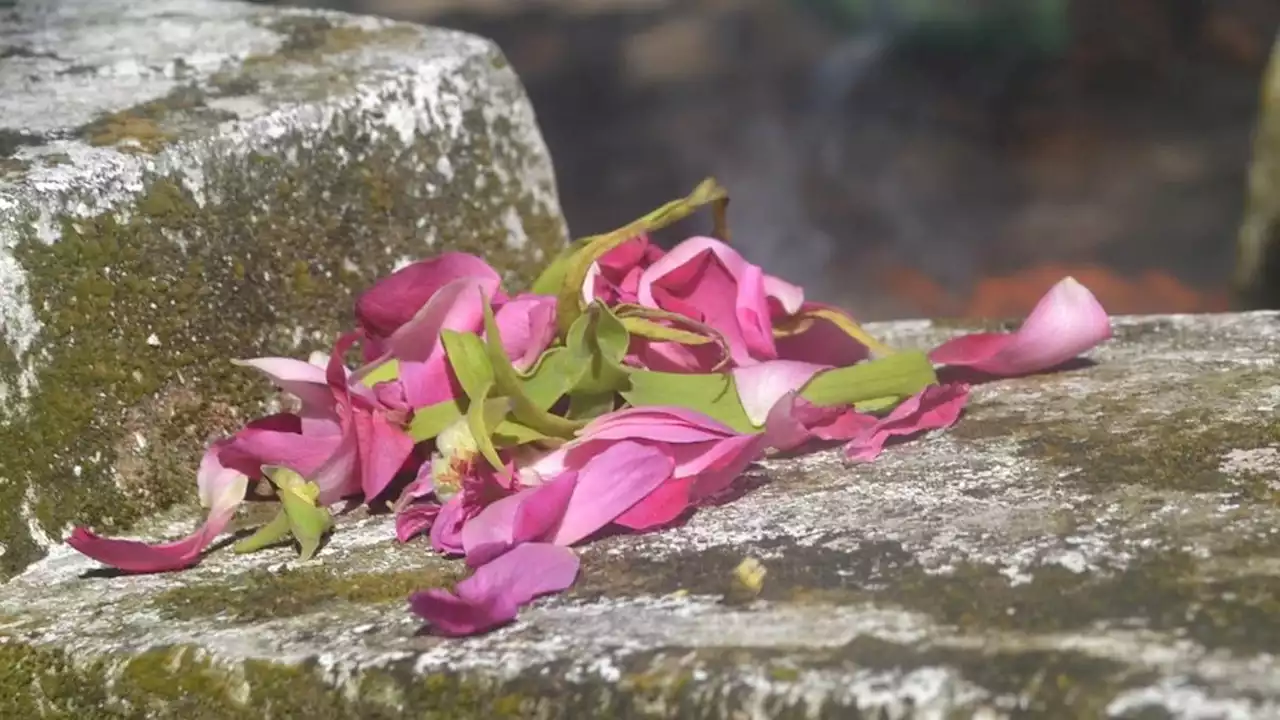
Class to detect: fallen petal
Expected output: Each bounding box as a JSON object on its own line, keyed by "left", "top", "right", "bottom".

{"left": 550, "top": 441, "right": 674, "bottom": 545}
{"left": 844, "top": 384, "right": 969, "bottom": 462}
{"left": 355, "top": 253, "right": 502, "bottom": 338}
{"left": 462, "top": 472, "right": 578, "bottom": 566}
{"left": 409, "top": 542, "right": 580, "bottom": 637}
{"left": 732, "top": 360, "right": 827, "bottom": 427}
{"left": 929, "top": 277, "right": 1112, "bottom": 376}
{"left": 395, "top": 503, "right": 441, "bottom": 543}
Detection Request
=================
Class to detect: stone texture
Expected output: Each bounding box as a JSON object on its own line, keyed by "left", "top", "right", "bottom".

{"left": 4, "top": 312, "right": 1280, "bottom": 716}
{"left": 0, "top": 0, "right": 567, "bottom": 579}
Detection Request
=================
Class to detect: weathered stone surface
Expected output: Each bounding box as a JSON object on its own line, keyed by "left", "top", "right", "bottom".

{"left": 0, "top": 0, "right": 566, "bottom": 579}
{"left": 4, "top": 312, "right": 1280, "bottom": 717}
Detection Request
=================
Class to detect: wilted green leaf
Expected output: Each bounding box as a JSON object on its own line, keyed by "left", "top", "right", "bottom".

{"left": 358, "top": 359, "right": 400, "bottom": 387}
{"left": 483, "top": 298, "right": 585, "bottom": 438}
{"left": 407, "top": 397, "right": 465, "bottom": 443}
{"left": 493, "top": 418, "right": 552, "bottom": 446}
{"left": 441, "top": 330, "right": 494, "bottom": 401}
{"left": 801, "top": 351, "right": 937, "bottom": 408}
{"left": 233, "top": 508, "right": 291, "bottom": 555}
{"left": 621, "top": 369, "right": 755, "bottom": 433}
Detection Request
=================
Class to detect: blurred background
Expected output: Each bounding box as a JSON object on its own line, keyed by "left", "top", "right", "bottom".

{"left": 253, "top": 0, "right": 1280, "bottom": 320}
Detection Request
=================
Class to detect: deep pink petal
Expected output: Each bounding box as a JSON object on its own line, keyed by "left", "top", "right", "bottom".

{"left": 844, "top": 384, "right": 970, "bottom": 462}
{"left": 774, "top": 302, "right": 873, "bottom": 367}
{"left": 929, "top": 277, "right": 1112, "bottom": 376}
{"left": 230, "top": 425, "right": 343, "bottom": 478}
{"left": 462, "top": 472, "right": 578, "bottom": 567}
{"left": 581, "top": 406, "right": 738, "bottom": 442}
{"left": 613, "top": 475, "right": 696, "bottom": 530}
{"left": 549, "top": 441, "right": 675, "bottom": 545}
{"left": 355, "top": 253, "right": 502, "bottom": 338}
{"left": 379, "top": 277, "right": 489, "bottom": 364}
{"left": 733, "top": 262, "right": 779, "bottom": 360}
{"left": 356, "top": 408, "right": 416, "bottom": 501}
{"left": 310, "top": 427, "right": 361, "bottom": 505}
{"left": 732, "top": 360, "right": 828, "bottom": 427}
{"left": 396, "top": 503, "right": 441, "bottom": 543}
{"left": 430, "top": 495, "right": 468, "bottom": 556}
{"left": 409, "top": 542, "right": 580, "bottom": 637}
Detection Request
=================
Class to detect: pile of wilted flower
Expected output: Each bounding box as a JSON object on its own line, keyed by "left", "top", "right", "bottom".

{"left": 69, "top": 180, "right": 1111, "bottom": 637}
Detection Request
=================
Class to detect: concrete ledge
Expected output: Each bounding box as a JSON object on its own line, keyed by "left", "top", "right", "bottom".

{"left": 4, "top": 313, "right": 1280, "bottom": 717}
{"left": 0, "top": 0, "right": 566, "bottom": 578}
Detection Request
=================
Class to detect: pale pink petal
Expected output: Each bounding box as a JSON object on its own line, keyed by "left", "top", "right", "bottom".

{"left": 355, "top": 253, "right": 502, "bottom": 338}
{"left": 232, "top": 357, "right": 336, "bottom": 422}
{"left": 764, "top": 275, "right": 805, "bottom": 316}
{"left": 844, "top": 384, "right": 969, "bottom": 462}
{"left": 732, "top": 360, "right": 828, "bottom": 427}
{"left": 549, "top": 441, "right": 674, "bottom": 545}
{"left": 493, "top": 294, "right": 558, "bottom": 372}
{"left": 581, "top": 406, "right": 738, "bottom": 442}
{"left": 310, "top": 428, "right": 360, "bottom": 505}
{"left": 462, "top": 472, "right": 578, "bottom": 567}
{"left": 929, "top": 277, "right": 1112, "bottom": 376}
{"left": 409, "top": 542, "right": 580, "bottom": 637}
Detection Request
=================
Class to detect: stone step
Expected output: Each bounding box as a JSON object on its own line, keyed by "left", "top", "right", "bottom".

{"left": 0, "top": 0, "right": 566, "bottom": 580}
{"left": 4, "top": 312, "right": 1280, "bottom": 717}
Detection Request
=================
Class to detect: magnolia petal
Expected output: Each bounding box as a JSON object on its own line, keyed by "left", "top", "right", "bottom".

{"left": 232, "top": 357, "right": 337, "bottom": 422}
{"left": 462, "top": 472, "right": 578, "bottom": 567}
{"left": 395, "top": 503, "right": 441, "bottom": 543}
{"left": 493, "top": 294, "right": 558, "bottom": 372}
{"left": 732, "top": 360, "right": 828, "bottom": 427}
{"left": 355, "top": 253, "right": 502, "bottom": 338}
{"left": 70, "top": 462, "right": 248, "bottom": 574}
{"left": 356, "top": 408, "right": 417, "bottom": 502}
{"left": 310, "top": 427, "right": 361, "bottom": 506}
{"left": 774, "top": 302, "right": 873, "bottom": 367}
{"left": 844, "top": 383, "right": 969, "bottom": 462}
{"left": 763, "top": 275, "right": 805, "bottom": 316}
{"left": 612, "top": 475, "right": 696, "bottom": 531}
{"left": 409, "top": 542, "right": 580, "bottom": 637}
{"left": 929, "top": 277, "right": 1112, "bottom": 376}
{"left": 581, "top": 406, "right": 739, "bottom": 442}
{"left": 429, "top": 495, "right": 468, "bottom": 556}
{"left": 549, "top": 441, "right": 674, "bottom": 546}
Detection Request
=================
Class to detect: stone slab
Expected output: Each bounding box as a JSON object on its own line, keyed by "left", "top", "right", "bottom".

{"left": 0, "top": 0, "right": 566, "bottom": 578}
{"left": 4, "top": 312, "right": 1280, "bottom": 717}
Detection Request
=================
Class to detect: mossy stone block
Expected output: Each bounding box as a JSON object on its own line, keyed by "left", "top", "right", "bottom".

{"left": 0, "top": 0, "right": 568, "bottom": 579}
{"left": 4, "top": 313, "right": 1280, "bottom": 715}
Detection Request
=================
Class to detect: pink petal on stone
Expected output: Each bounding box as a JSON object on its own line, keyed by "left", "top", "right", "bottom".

{"left": 732, "top": 360, "right": 828, "bottom": 427}
{"left": 549, "top": 441, "right": 674, "bottom": 546}
{"left": 612, "top": 475, "right": 696, "bottom": 530}
{"left": 773, "top": 302, "right": 873, "bottom": 367}
{"left": 355, "top": 253, "right": 502, "bottom": 338}
{"left": 844, "top": 383, "right": 969, "bottom": 462}
{"left": 355, "top": 407, "right": 416, "bottom": 502}
{"left": 396, "top": 504, "right": 441, "bottom": 543}
{"left": 462, "top": 472, "right": 578, "bottom": 567}
{"left": 409, "top": 542, "right": 580, "bottom": 637}
{"left": 929, "top": 277, "right": 1112, "bottom": 377}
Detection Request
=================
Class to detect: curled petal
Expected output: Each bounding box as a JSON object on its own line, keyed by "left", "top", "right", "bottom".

{"left": 929, "top": 277, "right": 1112, "bottom": 376}
{"left": 462, "top": 472, "right": 578, "bottom": 567}
{"left": 732, "top": 360, "right": 827, "bottom": 427}
{"left": 409, "top": 542, "right": 580, "bottom": 637}
{"left": 396, "top": 503, "right": 441, "bottom": 543}
{"left": 493, "top": 294, "right": 558, "bottom": 372}
{"left": 844, "top": 384, "right": 969, "bottom": 462}
{"left": 355, "top": 253, "right": 502, "bottom": 338}
{"left": 232, "top": 357, "right": 336, "bottom": 423}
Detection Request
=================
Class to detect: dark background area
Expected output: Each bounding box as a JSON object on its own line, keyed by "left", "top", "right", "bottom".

{"left": 254, "top": 0, "right": 1280, "bottom": 319}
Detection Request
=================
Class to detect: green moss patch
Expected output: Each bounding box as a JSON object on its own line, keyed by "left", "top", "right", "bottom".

{"left": 150, "top": 561, "right": 464, "bottom": 623}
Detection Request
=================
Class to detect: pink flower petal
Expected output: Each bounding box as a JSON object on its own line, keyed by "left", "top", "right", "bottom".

{"left": 844, "top": 383, "right": 969, "bottom": 462}
{"left": 549, "top": 441, "right": 674, "bottom": 545}
{"left": 612, "top": 475, "right": 696, "bottom": 530}
{"left": 774, "top": 302, "right": 873, "bottom": 367}
{"left": 396, "top": 504, "right": 441, "bottom": 543}
{"left": 355, "top": 253, "right": 502, "bottom": 338}
{"left": 462, "top": 471, "right": 578, "bottom": 567}
{"left": 430, "top": 495, "right": 468, "bottom": 556}
{"left": 732, "top": 360, "right": 828, "bottom": 427}
{"left": 70, "top": 442, "right": 249, "bottom": 574}
{"left": 409, "top": 542, "right": 580, "bottom": 637}
{"left": 929, "top": 277, "right": 1112, "bottom": 376}
{"left": 580, "top": 406, "right": 739, "bottom": 442}
{"left": 355, "top": 407, "right": 416, "bottom": 502}
{"left": 493, "top": 294, "right": 558, "bottom": 372}
{"left": 232, "top": 357, "right": 337, "bottom": 422}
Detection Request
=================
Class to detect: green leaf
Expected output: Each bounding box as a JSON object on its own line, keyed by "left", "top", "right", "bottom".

{"left": 465, "top": 380, "right": 504, "bottom": 470}
{"left": 800, "top": 351, "right": 938, "bottom": 408}
{"left": 568, "top": 304, "right": 631, "bottom": 396}
{"left": 621, "top": 369, "right": 755, "bottom": 433}
{"left": 621, "top": 316, "right": 715, "bottom": 346}
{"left": 233, "top": 508, "right": 291, "bottom": 554}
{"left": 440, "top": 330, "right": 494, "bottom": 401}
{"left": 567, "top": 391, "right": 617, "bottom": 420}
{"left": 593, "top": 303, "right": 630, "bottom": 365}
{"left": 529, "top": 237, "right": 592, "bottom": 295}
{"left": 493, "top": 418, "right": 552, "bottom": 446}
{"left": 519, "top": 347, "right": 585, "bottom": 411}
{"left": 407, "top": 397, "right": 465, "bottom": 443}
{"left": 483, "top": 297, "right": 585, "bottom": 438}
{"left": 555, "top": 178, "right": 729, "bottom": 337}
{"left": 258, "top": 466, "right": 334, "bottom": 562}
{"left": 358, "top": 359, "right": 400, "bottom": 387}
